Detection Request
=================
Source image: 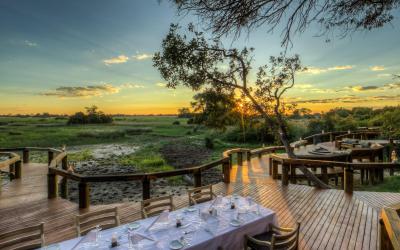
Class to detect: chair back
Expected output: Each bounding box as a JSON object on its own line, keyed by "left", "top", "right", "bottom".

{"left": 270, "top": 222, "right": 300, "bottom": 250}
{"left": 0, "top": 222, "right": 44, "bottom": 250}
{"left": 188, "top": 185, "right": 216, "bottom": 205}
{"left": 141, "top": 195, "right": 175, "bottom": 218}
{"left": 75, "top": 207, "right": 120, "bottom": 236}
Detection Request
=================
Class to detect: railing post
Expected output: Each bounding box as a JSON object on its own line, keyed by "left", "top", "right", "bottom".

{"left": 344, "top": 166, "right": 354, "bottom": 194}
{"left": 268, "top": 157, "right": 273, "bottom": 175}
{"left": 282, "top": 163, "right": 289, "bottom": 186}
{"left": 23, "top": 149, "right": 29, "bottom": 164}
{"left": 14, "top": 160, "right": 22, "bottom": 179}
{"left": 290, "top": 164, "right": 297, "bottom": 184}
{"left": 142, "top": 176, "right": 151, "bottom": 200}
{"left": 321, "top": 167, "right": 329, "bottom": 184}
{"left": 246, "top": 152, "right": 251, "bottom": 162}
{"left": 313, "top": 136, "right": 317, "bottom": 145}
{"left": 78, "top": 181, "right": 90, "bottom": 209}
{"left": 194, "top": 169, "right": 202, "bottom": 187}
{"left": 222, "top": 159, "right": 230, "bottom": 184}
{"left": 48, "top": 150, "right": 54, "bottom": 166}
{"left": 329, "top": 133, "right": 333, "bottom": 142}
{"left": 237, "top": 152, "right": 243, "bottom": 166}
{"left": 272, "top": 160, "right": 279, "bottom": 180}
{"left": 47, "top": 172, "right": 58, "bottom": 199}
{"left": 60, "top": 155, "right": 68, "bottom": 199}
{"left": 9, "top": 163, "right": 15, "bottom": 180}
{"left": 229, "top": 154, "right": 233, "bottom": 168}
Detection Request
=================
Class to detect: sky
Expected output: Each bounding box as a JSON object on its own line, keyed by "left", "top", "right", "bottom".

{"left": 0, "top": 0, "right": 399, "bottom": 115}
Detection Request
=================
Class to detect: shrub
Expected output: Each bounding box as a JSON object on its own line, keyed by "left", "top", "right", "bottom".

{"left": 125, "top": 128, "right": 153, "bottom": 135}
{"left": 67, "top": 106, "right": 113, "bottom": 125}
{"left": 205, "top": 137, "right": 214, "bottom": 149}
{"left": 172, "top": 121, "right": 180, "bottom": 125}
{"left": 77, "top": 130, "right": 125, "bottom": 139}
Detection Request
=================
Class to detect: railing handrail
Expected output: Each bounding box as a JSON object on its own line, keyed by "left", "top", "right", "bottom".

{"left": 0, "top": 147, "right": 62, "bottom": 153}
{"left": 381, "top": 204, "right": 400, "bottom": 250}
{"left": 0, "top": 152, "right": 21, "bottom": 169}
{"left": 48, "top": 157, "right": 229, "bottom": 183}
{"left": 269, "top": 153, "right": 400, "bottom": 170}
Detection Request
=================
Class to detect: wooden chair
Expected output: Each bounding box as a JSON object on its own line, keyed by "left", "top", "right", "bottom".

{"left": 244, "top": 222, "right": 300, "bottom": 250}
{"left": 188, "top": 185, "right": 216, "bottom": 206}
{"left": 141, "top": 195, "right": 175, "bottom": 219}
{"left": 75, "top": 207, "right": 120, "bottom": 236}
{"left": 0, "top": 222, "right": 44, "bottom": 250}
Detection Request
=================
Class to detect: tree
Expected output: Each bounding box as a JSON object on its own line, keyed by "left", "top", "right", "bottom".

{"left": 173, "top": 0, "right": 400, "bottom": 48}
{"left": 153, "top": 24, "right": 330, "bottom": 188}
{"left": 177, "top": 107, "right": 192, "bottom": 118}
{"left": 190, "top": 89, "right": 238, "bottom": 130}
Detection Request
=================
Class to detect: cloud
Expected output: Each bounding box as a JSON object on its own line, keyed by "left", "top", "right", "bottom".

{"left": 370, "top": 65, "right": 385, "bottom": 71}
{"left": 103, "top": 55, "right": 129, "bottom": 65}
{"left": 24, "top": 40, "right": 38, "bottom": 47}
{"left": 42, "top": 84, "right": 120, "bottom": 98}
{"left": 343, "top": 82, "right": 400, "bottom": 92}
{"left": 328, "top": 65, "right": 353, "bottom": 71}
{"left": 302, "top": 65, "right": 353, "bottom": 75}
{"left": 132, "top": 53, "right": 153, "bottom": 60}
{"left": 121, "top": 83, "right": 145, "bottom": 88}
{"left": 348, "top": 85, "right": 380, "bottom": 91}
{"left": 156, "top": 82, "right": 167, "bottom": 87}
{"left": 292, "top": 95, "right": 400, "bottom": 104}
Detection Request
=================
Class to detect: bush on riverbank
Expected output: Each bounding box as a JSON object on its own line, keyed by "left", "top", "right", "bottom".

{"left": 68, "top": 106, "right": 113, "bottom": 125}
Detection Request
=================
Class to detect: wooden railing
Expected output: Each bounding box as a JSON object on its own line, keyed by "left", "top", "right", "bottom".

{"left": 48, "top": 155, "right": 230, "bottom": 209}
{"left": 380, "top": 203, "right": 400, "bottom": 250}
{"left": 302, "top": 129, "right": 381, "bottom": 145}
{"left": 269, "top": 154, "right": 400, "bottom": 194}
{"left": 0, "top": 152, "right": 22, "bottom": 186}
{"left": 0, "top": 147, "right": 64, "bottom": 165}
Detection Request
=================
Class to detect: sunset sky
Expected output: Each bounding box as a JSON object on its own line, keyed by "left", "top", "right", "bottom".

{"left": 1, "top": 0, "right": 400, "bottom": 115}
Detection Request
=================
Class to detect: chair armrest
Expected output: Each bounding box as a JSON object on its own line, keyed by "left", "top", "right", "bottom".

{"left": 270, "top": 224, "right": 293, "bottom": 232}
{"left": 244, "top": 234, "right": 272, "bottom": 248}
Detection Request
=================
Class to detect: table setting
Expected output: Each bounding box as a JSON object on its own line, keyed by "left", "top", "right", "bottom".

{"left": 42, "top": 195, "right": 277, "bottom": 250}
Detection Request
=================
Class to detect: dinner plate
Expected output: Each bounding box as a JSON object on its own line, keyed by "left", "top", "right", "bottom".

{"left": 169, "top": 240, "right": 184, "bottom": 249}
{"left": 184, "top": 207, "right": 197, "bottom": 212}
{"left": 127, "top": 222, "right": 140, "bottom": 230}
{"left": 230, "top": 219, "right": 241, "bottom": 227}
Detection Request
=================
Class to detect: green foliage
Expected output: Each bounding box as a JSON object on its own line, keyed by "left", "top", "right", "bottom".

{"left": 172, "top": 121, "right": 180, "bottom": 125}
{"left": 68, "top": 106, "right": 113, "bottom": 125}
{"left": 359, "top": 175, "right": 400, "bottom": 192}
{"left": 124, "top": 128, "right": 153, "bottom": 135}
{"left": 119, "top": 146, "right": 174, "bottom": 173}
{"left": 190, "top": 89, "right": 238, "bottom": 130}
{"left": 68, "top": 149, "right": 93, "bottom": 161}
{"left": 77, "top": 130, "right": 126, "bottom": 139}
{"left": 177, "top": 107, "right": 193, "bottom": 118}
{"left": 204, "top": 137, "right": 214, "bottom": 149}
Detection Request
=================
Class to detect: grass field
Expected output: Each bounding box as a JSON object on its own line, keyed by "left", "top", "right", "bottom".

{"left": 0, "top": 116, "right": 263, "bottom": 167}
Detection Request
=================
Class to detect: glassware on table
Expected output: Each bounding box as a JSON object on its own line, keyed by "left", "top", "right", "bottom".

{"left": 128, "top": 230, "right": 139, "bottom": 249}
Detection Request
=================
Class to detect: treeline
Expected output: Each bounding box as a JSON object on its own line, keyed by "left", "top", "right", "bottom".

{"left": 305, "top": 106, "right": 400, "bottom": 138}
{"left": 68, "top": 106, "right": 113, "bottom": 125}
{"left": 178, "top": 93, "right": 400, "bottom": 144}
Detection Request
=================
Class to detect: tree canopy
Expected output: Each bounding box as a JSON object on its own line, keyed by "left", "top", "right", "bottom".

{"left": 173, "top": 0, "right": 400, "bottom": 48}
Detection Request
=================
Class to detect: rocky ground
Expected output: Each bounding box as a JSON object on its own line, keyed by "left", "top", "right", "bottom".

{"left": 65, "top": 142, "right": 221, "bottom": 205}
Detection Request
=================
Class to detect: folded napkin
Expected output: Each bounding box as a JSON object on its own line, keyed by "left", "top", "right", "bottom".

{"left": 145, "top": 210, "right": 170, "bottom": 231}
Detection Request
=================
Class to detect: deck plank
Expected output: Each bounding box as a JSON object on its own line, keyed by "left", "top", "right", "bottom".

{"left": 1, "top": 158, "right": 399, "bottom": 249}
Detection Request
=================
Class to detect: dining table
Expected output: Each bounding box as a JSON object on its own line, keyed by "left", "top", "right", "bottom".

{"left": 42, "top": 195, "right": 278, "bottom": 250}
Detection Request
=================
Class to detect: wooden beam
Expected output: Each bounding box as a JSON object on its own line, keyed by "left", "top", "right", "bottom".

{"left": 14, "top": 160, "right": 21, "bottom": 179}
{"left": 142, "top": 176, "right": 150, "bottom": 200}
{"left": 344, "top": 167, "right": 354, "bottom": 194}
{"left": 23, "top": 149, "right": 29, "bottom": 164}
{"left": 47, "top": 173, "right": 58, "bottom": 199}
{"left": 78, "top": 182, "right": 90, "bottom": 209}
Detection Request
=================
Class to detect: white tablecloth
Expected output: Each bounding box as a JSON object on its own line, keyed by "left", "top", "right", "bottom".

{"left": 43, "top": 196, "right": 277, "bottom": 250}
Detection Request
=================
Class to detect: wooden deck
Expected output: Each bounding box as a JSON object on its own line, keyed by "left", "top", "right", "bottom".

{"left": 1, "top": 156, "right": 400, "bottom": 249}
